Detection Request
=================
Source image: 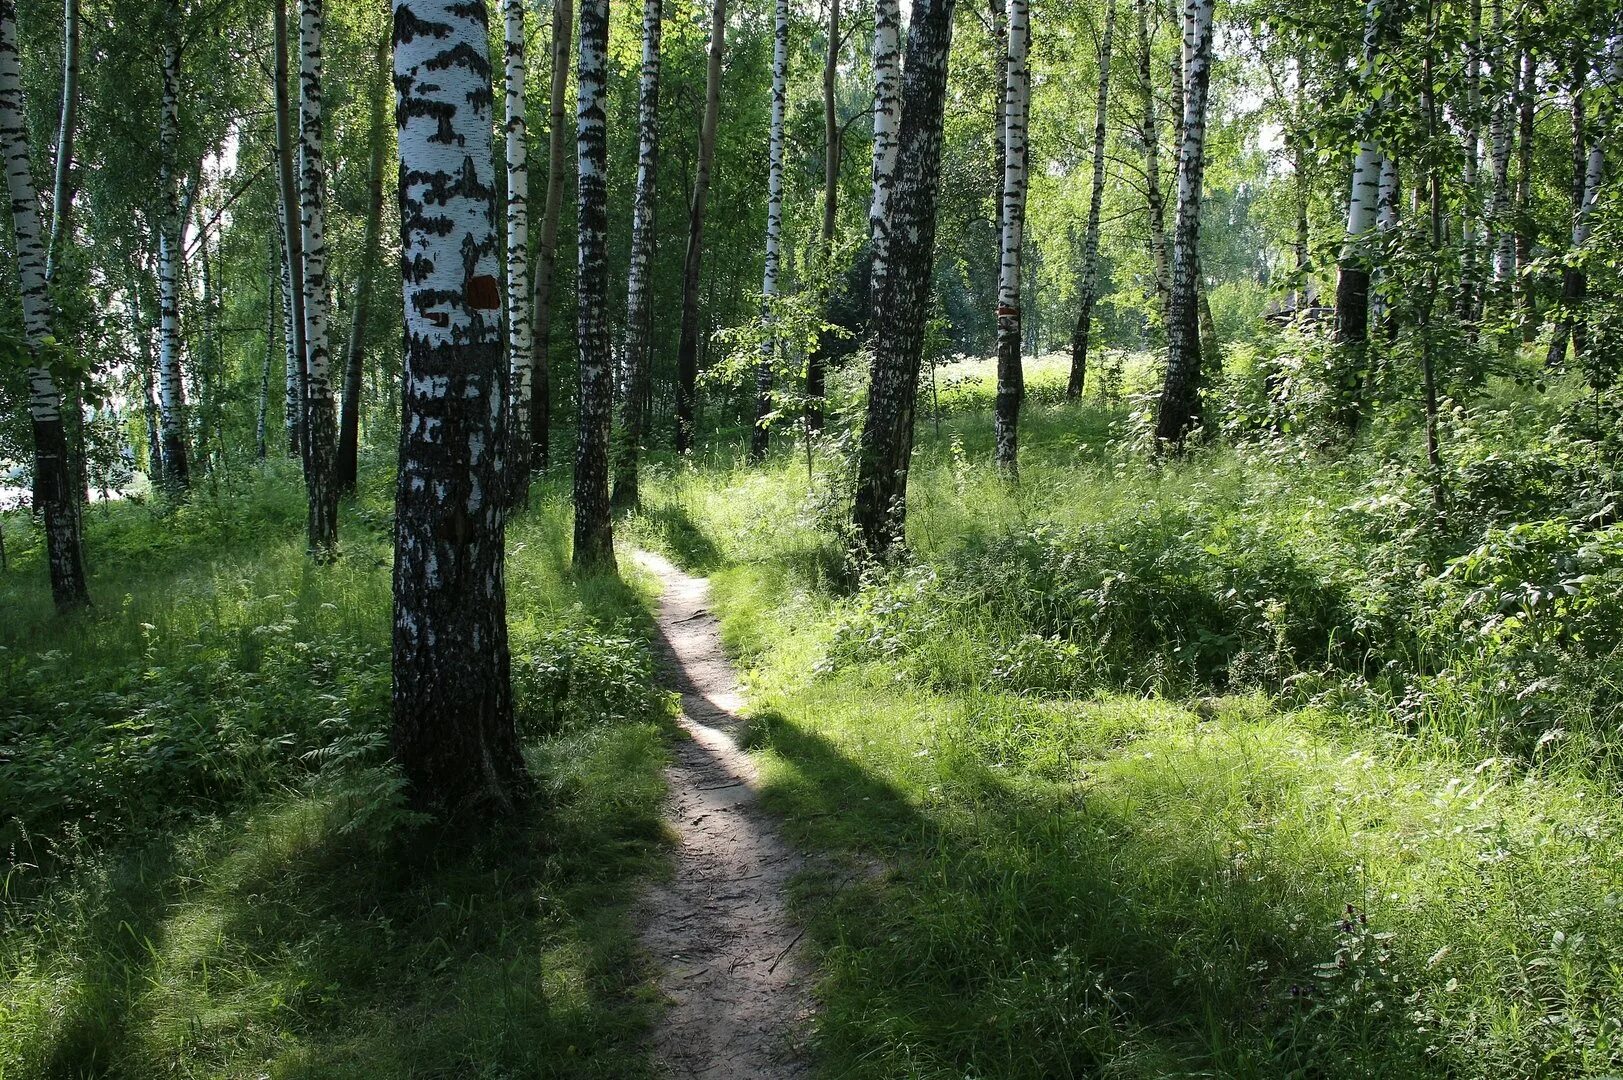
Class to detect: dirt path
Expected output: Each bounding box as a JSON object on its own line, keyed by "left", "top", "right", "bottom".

{"left": 633, "top": 550, "right": 813, "bottom": 1079}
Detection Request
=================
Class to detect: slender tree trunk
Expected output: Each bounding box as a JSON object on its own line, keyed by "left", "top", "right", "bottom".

{"left": 258, "top": 236, "right": 276, "bottom": 461}
{"left": 1561, "top": 36, "right": 1618, "bottom": 381}
{"left": 336, "top": 25, "right": 389, "bottom": 496}
{"left": 1153, "top": 0, "right": 1213, "bottom": 446}
{"left": 277, "top": 203, "right": 302, "bottom": 455}
{"left": 298, "top": 0, "right": 338, "bottom": 553}
{"left": 502, "top": 0, "right": 534, "bottom": 504}
{"left": 750, "top": 0, "right": 789, "bottom": 464}
{"left": 1457, "top": 0, "right": 1482, "bottom": 325}
{"left": 156, "top": 4, "right": 190, "bottom": 489}
{"left": 612, "top": 0, "right": 662, "bottom": 508}
{"left": 1546, "top": 51, "right": 1586, "bottom": 367}
{"left": 675, "top": 0, "right": 727, "bottom": 452}
{"left": 852, "top": 0, "right": 957, "bottom": 558}
{"left": 45, "top": 0, "right": 78, "bottom": 284}
{"left": 273, "top": 0, "right": 308, "bottom": 459}
{"left": 868, "top": 0, "right": 902, "bottom": 323}
{"left": 1515, "top": 43, "right": 1537, "bottom": 337}
{"left": 804, "top": 0, "right": 841, "bottom": 433}
{"left": 1486, "top": 0, "right": 1514, "bottom": 299}
{"left": 1068, "top": 0, "right": 1114, "bottom": 399}
{"left": 391, "top": 0, "right": 526, "bottom": 815}
{"left": 1, "top": 0, "right": 89, "bottom": 611}
{"left": 993, "top": 0, "right": 1029, "bottom": 476}
{"left": 531, "top": 0, "right": 573, "bottom": 474}
{"left": 573, "top": 0, "right": 615, "bottom": 570}
{"left": 1134, "top": 0, "right": 1168, "bottom": 319}
{"left": 128, "top": 263, "right": 165, "bottom": 482}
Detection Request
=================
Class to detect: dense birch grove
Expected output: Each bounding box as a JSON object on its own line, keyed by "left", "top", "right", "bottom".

{"left": 0, "top": 0, "right": 1621, "bottom": 831}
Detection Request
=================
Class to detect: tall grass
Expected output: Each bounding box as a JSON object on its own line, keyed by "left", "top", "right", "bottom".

{"left": 625, "top": 355, "right": 1623, "bottom": 1077}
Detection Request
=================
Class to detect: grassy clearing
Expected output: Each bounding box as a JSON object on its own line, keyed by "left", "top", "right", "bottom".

{"left": 1, "top": 462, "right": 675, "bottom": 1078}
{"left": 625, "top": 354, "right": 1623, "bottom": 1078}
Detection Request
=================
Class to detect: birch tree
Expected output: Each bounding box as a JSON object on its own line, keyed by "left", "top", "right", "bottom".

{"left": 612, "top": 0, "right": 663, "bottom": 509}
{"left": 273, "top": 0, "right": 307, "bottom": 460}
{"left": 1068, "top": 0, "right": 1114, "bottom": 400}
{"left": 1457, "top": 0, "right": 1483, "bottom": 323}
{"left": 853, "top": 0, "right": 957, "bottom": 558}
{"left": 1486, "top": 0, "right": 1515, "bottom": 297}
{"left": 992, "top": 0, "right": 1030, "bottom": 476}
{"left": 337, "top": 23, "right": 389, "bottom": 496}
{"left": 674, "top": 0, "right": 727, "bottom": 452}
{"left": 749, "top": 0, "right": 789, "bottom": 464}
{"left": 45, "top": 0, "right": 78, "bottom": 284}
{"left": 572, "top": 0, "right": 614, "bottom": 570}
{"left": 297, "top": 0, "right": 338, "bottom": 553}
{"left": 804, "top": 0, "right": 841, "bottom": 433}
{"left": 1134, "top": 0, "right": 1169, "bottom": 318}
{"left": 1331, "top": 0, "right": 1385, "bottom": 432}
{"left": 530, "top": 0, "right": 574, "bottom": 477}
{"left": 391, "top": 0, "right": 527, "bottom": 813}
{"left": 1152, "top": 0, "right": 1214, "bottom": 446}
{"left": 502, "top": 0, "right": 533, "bottom": 505}
{"left": 1, "top": 0, "right": 89, "bottom": 610}
{"left": 1550, "top": 34, "right": 1620, "bottom": 374}
{"left": 868, "top": 0, "right": 902, "bottom": 321}
{"left": 156, "top": 2, "right": 190, "bottom": 489}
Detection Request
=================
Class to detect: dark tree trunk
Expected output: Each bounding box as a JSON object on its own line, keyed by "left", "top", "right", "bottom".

{"left": 1068, "top": 0, "right": 1114, "bottom": 399}
{"left": 675, "top": 0, "right": 727, "bottom": 453}
{"left": 531, "top": 0, "right": 574, "bottom": 476}
{"left": 852, "top": 0, "right": 957, "bottom": 558}
{"left": 336, "top": 25, "right": 389, "bottom": 496}
{"left": 572, "top": 0, "right": 615, "bottom": 570}
{"left": 390, "top": 0, "right": 527, "bottom": 816}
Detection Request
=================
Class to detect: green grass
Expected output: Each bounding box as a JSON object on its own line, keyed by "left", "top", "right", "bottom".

{"left": 1, "top": 459, "right": 676, "bottom": 1078}
{"left": 623, "top": 356, "right": 1623, "bottom": 1078}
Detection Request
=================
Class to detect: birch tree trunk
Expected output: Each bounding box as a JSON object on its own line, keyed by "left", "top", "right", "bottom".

{"left": 1486, "top": 0, "right": 1515, "bottom": 295}
{"left": 992, "top": 0, "right": 1029, "bottom": 476}
{"left": 258, "top": 235, "right": 277, "bottom": 461}
{"left": 572, "top": 0, "right": 615, "bottom": 570}
{"left": 1153, "top": 0, "right": 1213, "bottom": 446}
{"left": 1457, "top": 0, "right": 1483, "bottom": 324}
{"left": 1068, "top": 0, "right": 1114, "bottom": 399}
{"left": 675, "top": 0, "right": 727, "bottom": 452}
{"left": 852, "top": 0, "right": 957, "bottom": 558}
{"left": 749, "top": 0, "right": 789, "bottom": 464}
{"left": 298, "top": 0, "right": 338, "bottom": 553}
{"left": 1134, "top": 0, "right": 1169, "bottom": 319}
{"left": 273, "top": 0, "right": 308, "bottom": 459}
{"left": 804, "top": 0, "right": 841, "bottom": 433}
{"left": 1515, "top": 43, "right": 1537, "bottom": 335}
{"left": 1372, "top": 155, "right": 1399, "bottom": 335}
{"left": 277, "top": 203, "right": 302, "bottom": 455}
{"left": 502, "top": 0, "right": 534, "bottom": 504}
{"left": 391, "top": 0, "right": 527, "bottom": 814}
{"left": 612, "top": 0, "right": 663, "bottom": 509}
{"left": 1, "top": 0, "right": 89, "bottom": 611}
{"left": 531, "top": 0, "right": 574, "bottom": 475}
{"left": 45, "top": 0, "right": 78, "bottom": 284}
{"left": 868, "top": 0, "right": 902, "bottom": 324}
{"left": 156, "top": 5, "right": 191, "bottom": 489}
{"left": 336, "top": 24, "right": 389, "bottom": 496}
{"left": 1561, "top": 35, "right": 1618, "bottom": 380}
{"left": 1331, "top": 0, "right": 1385, "bottom": 432}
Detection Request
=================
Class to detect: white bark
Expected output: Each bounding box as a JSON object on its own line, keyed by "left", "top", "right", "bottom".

{"left": 277, "top": 201, "right": 301, "bottom": 453}
{"left": 45, "top": 0, "right": 78, "bottom": 284}
{"left": 1487, "top": 0, "right": 1514, "bottom": 285}
{"left": 504, "top": 0, "right": 532, "bottom": 464}
{"left": 751, "top": 0, "right": 789, "bottom": 460}
{"left": 573, "top": 0, "right": 614, "bottom": 567}
{"left": 298, "top": 0, "right": 333, "bottom": 443}
{"left": 1573, "top": 36, "right": 1620, "bottom": 252}
{"left": 1372, "top": 155, "right": 1399, "bottom": 326}
{"left": 1154, "top": 0, "right": 1214, "bottom": 444}
{"left": 156, "top": 9, "right": 189, "bottom": 483}
{"left": 1459, "top": 0, "right": 1482, "bottom": 314}
{"left": 1, "top": 0, "right": 62, "bottom": 425}
{"left": 868, "top": 0, "right": 902, "bottom": 314}
{"left": 992, "top": 0, "right": 1030, "bottom": 473}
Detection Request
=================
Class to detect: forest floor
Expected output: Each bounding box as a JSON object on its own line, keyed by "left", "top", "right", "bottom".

{"left": 633, "top": 550, "right": 813, "bottom": 1079}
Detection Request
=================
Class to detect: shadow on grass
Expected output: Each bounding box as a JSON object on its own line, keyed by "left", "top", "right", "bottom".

{"left": 628, "top": 500, "right": 726, "bottom": 574}
{"left": 743, "top": 704, "right": 1438, "bottom": 1079}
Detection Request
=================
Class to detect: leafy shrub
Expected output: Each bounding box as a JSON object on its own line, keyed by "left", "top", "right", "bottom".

{"left": 513, "top": 621, "right": 676, "bottom": 737}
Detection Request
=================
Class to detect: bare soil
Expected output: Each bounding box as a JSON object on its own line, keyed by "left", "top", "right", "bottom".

{"left": 633, "top": 550, "right": 814, "bottom": 1079}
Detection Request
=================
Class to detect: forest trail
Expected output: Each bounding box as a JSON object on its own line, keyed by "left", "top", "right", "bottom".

{"left": 633, "top": 550, "right": 814, "bottom": 1079}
